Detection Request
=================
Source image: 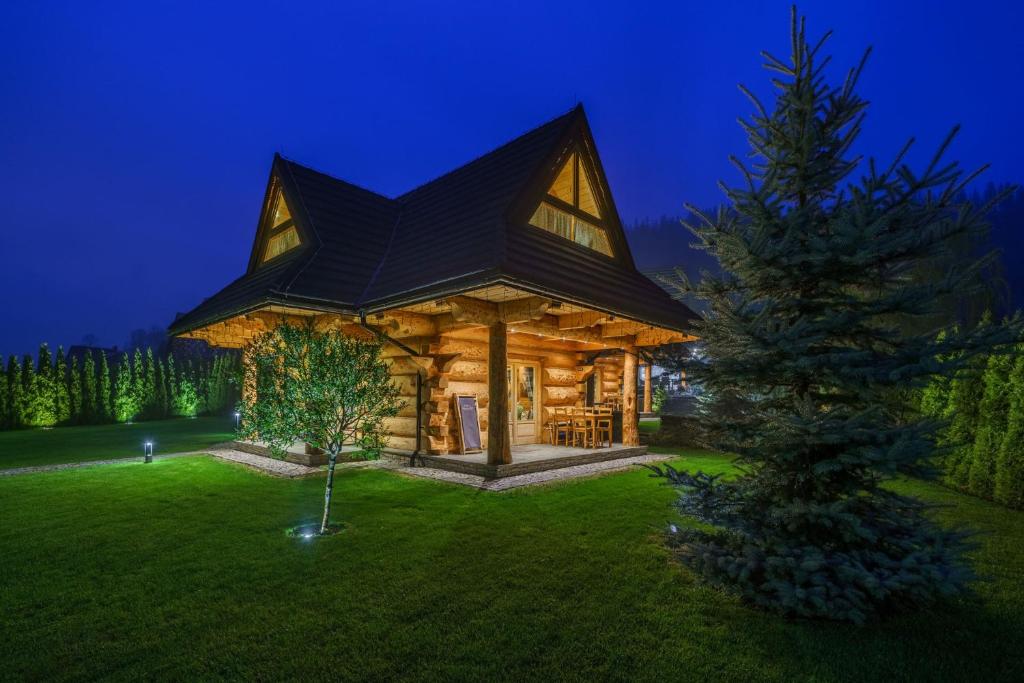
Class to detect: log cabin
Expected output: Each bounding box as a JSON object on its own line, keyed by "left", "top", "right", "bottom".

{"left": 169, "top": 105, "right": 698, "bottom": 470}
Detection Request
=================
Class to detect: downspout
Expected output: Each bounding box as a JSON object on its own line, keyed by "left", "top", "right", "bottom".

{"left": 359, "top": 311, "right": 424, "bottom": 463}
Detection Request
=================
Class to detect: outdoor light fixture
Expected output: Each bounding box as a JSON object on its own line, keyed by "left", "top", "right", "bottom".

{"left": 144, "top": 442, "right": 154, "bottom": 463}
{"left": 234, "top": 411, "right": 241, "bottom": 428}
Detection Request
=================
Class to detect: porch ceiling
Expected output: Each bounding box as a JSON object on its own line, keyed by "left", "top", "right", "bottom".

{"left": 177, "top": 283, "right": 697, "bottom": 351}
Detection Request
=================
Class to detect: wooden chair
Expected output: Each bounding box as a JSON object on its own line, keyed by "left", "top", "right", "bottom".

{"left": 593, "top": 407, "right": 613, "bottom": 448}
{"left": 570, "top": 408, "right": 592, "bottom": 448}
{"left": 550, "top": 407, "right": 572, "bottom": 446}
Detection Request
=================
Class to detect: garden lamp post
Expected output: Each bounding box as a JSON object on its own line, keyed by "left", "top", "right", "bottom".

{"left": 144, "top": 442, "right": 153, "bottom": 463}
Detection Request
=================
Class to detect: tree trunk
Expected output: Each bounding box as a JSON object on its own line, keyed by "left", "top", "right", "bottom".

{"left": 320, "top": 447, "right": 339, "bottom": 534}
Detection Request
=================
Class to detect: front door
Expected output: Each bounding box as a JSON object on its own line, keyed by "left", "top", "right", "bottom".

{"left": 507, "top": 361, "right": 540, "bottom": 445}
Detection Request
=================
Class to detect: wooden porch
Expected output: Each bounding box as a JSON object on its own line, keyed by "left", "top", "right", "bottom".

{"left": 179, "top": 283, "right": 694, "bottom": 464}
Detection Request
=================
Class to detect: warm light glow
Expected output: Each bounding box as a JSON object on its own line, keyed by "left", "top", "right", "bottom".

{"left": 529, "top": 204, "right": 612, "bottom": 256}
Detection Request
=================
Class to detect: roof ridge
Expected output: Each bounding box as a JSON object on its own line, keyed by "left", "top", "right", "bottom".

{"left": 395, "top": 106, "right": 581, "bottom": 202}
{"left": 355, "top": 206, "right": 404, "bottom": 309}
{"left": 278, "top": 155, "right": 396, "bottom": 204}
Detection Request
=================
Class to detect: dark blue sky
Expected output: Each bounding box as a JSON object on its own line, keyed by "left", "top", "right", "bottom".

{"left": 2, "top": 0, "right": 1021, "bottom": 358}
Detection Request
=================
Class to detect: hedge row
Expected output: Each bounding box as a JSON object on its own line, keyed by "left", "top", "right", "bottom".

{"left": 0, "top": 345, "right": 239, "bottom": 430}
{"left": 921, "top": 343, "right": 1024, "bottom": 509}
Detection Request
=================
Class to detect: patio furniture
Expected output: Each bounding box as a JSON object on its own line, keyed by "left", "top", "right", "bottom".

{"left": 550, "top": 407, "right": 573, "bottom": 446}
{"left": 569, "top": 408, "right": 588, "bottom": 448}
{"left": 594, "top": 407, "right": 613, "bottom": 448}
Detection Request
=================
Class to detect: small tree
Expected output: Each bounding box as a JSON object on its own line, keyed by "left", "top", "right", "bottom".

{"left": 995, "top": 351, "right": 1024, "bottom": 508}
{"left": 20, "top": 354, "right": 43, "bottom": 427}
{"left": 53, "top": 346, "right": 70, "bottom": 424}
{"left": 114, "top": 352, "right": 137, "bottom": 422}
{"left": 237, "top": 323, "right": 402, "bottom": 535}
{"left": 942, "top": 356, "right": 987, "bottom": 489}
{"left": 97, "top": 353, "right": 113, "bottom": 423}
{"left": 131, "top": 348, "right": 145, "bottom": 415}
{"left": 27, "top": 344, "right": 56, "bottom": 427}
{"left": 82, "top": 352, "right": 97, "bottom": 423}
{"left": 68, "top": 356, "right": 81, "bottom": 423}
{"left": 966, "top": 350, "right": 1014, "bottom": 497}
{"left": 653, "top": 386, "right": 668, "bottom": 414}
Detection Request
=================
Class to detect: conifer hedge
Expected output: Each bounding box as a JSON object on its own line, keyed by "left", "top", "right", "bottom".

{"left": 922, "top": 329, "right": 1024, "bottom": 509}
{"left": 0, "top": 345, "right": 240, "bottom": 430}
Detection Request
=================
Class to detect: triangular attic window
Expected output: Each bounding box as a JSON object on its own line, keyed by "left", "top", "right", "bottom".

{"left": 528, "top": 150, "right": 612, "bottom": 257}
{"left": 261, "top": 187, "right": 301, "bottom": 263}
{"left": 576, "top": 158, "right": 600, "bottom": 219}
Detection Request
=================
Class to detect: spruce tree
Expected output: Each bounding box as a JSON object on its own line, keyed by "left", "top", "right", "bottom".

{"left": 994, "top": 352, "right": 1024, "bottom": 508}
{"left": 142, "top": 348, "right": 157, "bottom": 418}
{"left": 155, "top": 355, "right": 168, "bottom": 418}
{"left": 53, "top": 346, "right": 70, "bottom": 424}
{"left": 30, "top": 344, "right": 57, "bottom": 427}
{"left": 650, "top": 11, "right": 1020, "bottom": 623}
{"left": 68, "top": 356, "right": 82, "bottom": 423}
{"left": 918, "top": 331, "right": 950, "bottom": 420}
{"left": 966, "top": 350, "right": 1013, "bottom": 498}
{"left": 82, "top": 352, "right": 97, "bottom": 423}
{"left": 114, "top": 352, "right": 136, "bottom": 422}
{"left": 98, "top": 353, "right": 113, "bottom": 422}
{"left": 942, "top": 357, "right": 986, "bottom": 489}
{"left": 20, "top": 354, "right": 38, "bottom": 426}
{"left": 131, "top": 348, "right": 145, "bottom": 417}
{"left": 166, "top": 354, "right": 178, "bottom": 416}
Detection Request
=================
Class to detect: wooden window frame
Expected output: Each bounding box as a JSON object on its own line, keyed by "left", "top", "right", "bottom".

{"left": 528, "top": 148, "right": 614, "bottom": 259}
{"left": 260, "top": 186, "right": 301, "bottom": 265}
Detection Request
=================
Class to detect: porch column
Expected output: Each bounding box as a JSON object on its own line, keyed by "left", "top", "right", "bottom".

{"left": 622, "top": 345, "right": 639, "bottom": 446}
{"left": 642, "top": 362, "right": 652, "bottom": 414}
{"left": 487, "top": 321, "right": 512, "bottom": 464}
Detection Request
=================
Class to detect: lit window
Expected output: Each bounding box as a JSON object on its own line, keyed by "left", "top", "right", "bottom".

{"left": 270, "top": 193, "right": 292, "bottom": 228}
{"left": 529, "top": 203, "right": 613, "bottom": 257}
{"left": 527, "top": 150, "right": 612, "bottom": 257}
{"left": 260, "top": 188, "right": 301, "bottom": 263}
{"left": 264, "top": 226, "right": 300, "bottom": 261}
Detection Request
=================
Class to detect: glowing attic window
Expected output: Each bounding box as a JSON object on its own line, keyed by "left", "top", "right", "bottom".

{"left": 528, "top": 152, "right": 612, "bottom": 257}
{"left": 261, "top": 190, "right": 301, "bottom": 263}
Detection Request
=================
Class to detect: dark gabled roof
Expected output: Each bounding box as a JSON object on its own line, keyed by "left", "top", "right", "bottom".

{"left": 170, "top": 106, "right": 698, "bottom": 336}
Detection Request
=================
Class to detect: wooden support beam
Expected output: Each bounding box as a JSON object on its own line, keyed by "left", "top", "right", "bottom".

{"left": 369, "top": 311, "right": 437, "bottom": 338}
{"left": 499, "top": 296, "right": 551, "bottom": 323}
{"left": 447, "top": 295, "right": 551, "bottom": 326}
{"left": 601, "top": 321, "right": 648, "bottom": 338}
{"left": 643, "top": 363, "right": 652, "bottom": 413}
{"left": 487, "top": 321, "right": 512, "bottom": 465}
{"left": 449, "top": 296, "right": 498, "bottom": 324}
{"left": 634, "top": 329, "right": 693, "bottom": 347}
{"left": 622, "top": 346, "right": 639, "bottom": 446}
{"left": 557, "top": 311, "right": 611, "bottom": 329}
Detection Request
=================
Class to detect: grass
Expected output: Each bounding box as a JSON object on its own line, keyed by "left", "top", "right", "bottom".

{"left": 2, "top": 449, "right": 1022, "bottom": 681}
{"left": 639, "top": 417, "right": 661, "bottom": 433}
{"left": 0, "top": 417, "right": 236, "bottom": 469}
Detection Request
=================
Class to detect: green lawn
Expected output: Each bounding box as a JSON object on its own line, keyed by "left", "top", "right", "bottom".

{"left": 1, "top": 450, "right": 1022, "bottom": 681}
{"left": 0, "top": 417, "right": 236, "bottom": 469}
{"left": 639, "top": 417, "right": 661, "bottom": 433}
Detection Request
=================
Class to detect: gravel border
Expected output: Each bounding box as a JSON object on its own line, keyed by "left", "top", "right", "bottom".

{"left": 2, "top": 448, "right": 670, "bottom": 488}
{"left": 375, "top": 452, "right": 674, "bottom": 491}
